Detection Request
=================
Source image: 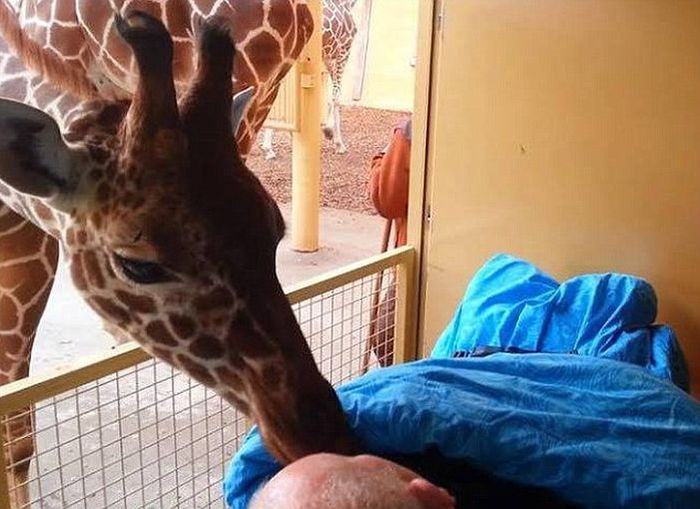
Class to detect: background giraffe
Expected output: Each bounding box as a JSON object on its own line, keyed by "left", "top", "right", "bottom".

{"left": 0, "top": 4, "right": 360, "bottom": 507}
{"left": 261, "top": 0, "right": 359, "bottom": 159}
{"left": 10, "top": 0, "right": 314, "bottom": 158}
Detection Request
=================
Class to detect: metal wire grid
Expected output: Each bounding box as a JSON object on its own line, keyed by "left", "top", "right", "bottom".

{"left": 4, "top": 361, "right": 245, "bottom": 509}
{"left": 0, "top": 266, "right": 400, "bottom": 509}
{"left": 294, "top": 268, "right": 398, "bottom": 385}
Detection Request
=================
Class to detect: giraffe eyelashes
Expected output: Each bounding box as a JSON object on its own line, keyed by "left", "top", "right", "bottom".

{"left": 112, "top": 252, "right": 177, "bottom": 285}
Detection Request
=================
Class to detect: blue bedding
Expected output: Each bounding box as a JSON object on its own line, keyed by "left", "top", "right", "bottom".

{"left": 223, "top": 254, "right": 700, "bottom": 508}
{"left": 433, "top": 254, "right": 689, "bottom": 391}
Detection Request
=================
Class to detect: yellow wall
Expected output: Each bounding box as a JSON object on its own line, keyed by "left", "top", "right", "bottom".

{"left": 420, "top": 0, "right": 700, "bottom": 395}
{"left": 339, "top": 0, "right": 418, "bottom": 112}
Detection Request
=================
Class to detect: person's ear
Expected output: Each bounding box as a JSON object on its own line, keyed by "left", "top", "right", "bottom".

{"left": 407, "top": 478, "right": 456, "bottom": 509}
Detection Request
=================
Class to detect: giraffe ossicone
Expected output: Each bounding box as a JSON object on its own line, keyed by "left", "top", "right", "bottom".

{"left": 0, "top": 8, "right": 359, "bottom": 504}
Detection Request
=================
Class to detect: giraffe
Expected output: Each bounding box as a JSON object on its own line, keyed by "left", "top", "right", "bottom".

{"left": 0, "top": 6, "right": 361, "bottom": 506}
{"left": 9, "top": 0, "right": 316, "bottom": 159}
{"left": 260, "top": 0, "right": 359, "bottom": 159}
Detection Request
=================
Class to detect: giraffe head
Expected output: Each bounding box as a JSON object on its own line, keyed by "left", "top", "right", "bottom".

{"left": 0, "top": 11, "right": 359, "bottom": 464}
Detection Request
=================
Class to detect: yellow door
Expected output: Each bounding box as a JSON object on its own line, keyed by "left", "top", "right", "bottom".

{"left": 420, "top": 0, "right": 700, "bottom": 395}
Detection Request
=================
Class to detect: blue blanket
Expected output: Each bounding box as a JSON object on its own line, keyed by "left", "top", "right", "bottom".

{"left": 433, "top": 254, "right": 689, "bottom": 391}
{"left": 223, "top": 254, "right": 699, "bottom": 508}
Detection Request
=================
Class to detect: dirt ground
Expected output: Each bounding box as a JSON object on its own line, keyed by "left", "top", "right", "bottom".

{"left": 246, "top": 106, "right": 408, "bottom": 214}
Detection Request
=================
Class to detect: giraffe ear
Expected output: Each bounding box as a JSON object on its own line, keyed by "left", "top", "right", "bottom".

{"left": 230, "top": 86, "right": 255, "bottom": 133}
{"left": 0, "top": 99, "right": 82, "bottom": 211}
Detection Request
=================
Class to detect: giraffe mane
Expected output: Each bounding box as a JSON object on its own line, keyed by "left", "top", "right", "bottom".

{"left": 0, "top": 0, "right": 99, "bottom": 100}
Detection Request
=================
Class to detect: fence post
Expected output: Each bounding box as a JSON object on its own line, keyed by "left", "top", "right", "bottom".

{"left": 393, "top": 248, "right": 417, "bottom": 364}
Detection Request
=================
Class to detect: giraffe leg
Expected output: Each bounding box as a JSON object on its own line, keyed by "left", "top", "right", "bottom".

{"left": 331, "top": 99, "right": 347, "bottom": 154}
{"left": 0, "top": 204, "right": 58, "bottom": 507}
{"left": 321, "top": 60, "right": 348, "bottom": 154}
{"left": 259, "top": 128, "right": 277, "bottom": 160}
{"left": 324, "top": 79, "right": 347, "bottom": 154}
{"left": 322, "top": 91, "right": 335, "bottom": 140}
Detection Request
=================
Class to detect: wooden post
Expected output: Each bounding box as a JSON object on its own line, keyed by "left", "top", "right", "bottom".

{"left": 291, "top": 0, "right": 323, "bottom": 252}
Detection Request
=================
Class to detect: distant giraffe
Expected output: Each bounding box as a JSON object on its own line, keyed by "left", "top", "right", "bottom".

{"left": 260, "top": 0, "right": 359, "bottom": 159}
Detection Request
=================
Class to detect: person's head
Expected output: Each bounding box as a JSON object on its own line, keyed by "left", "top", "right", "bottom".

{"left": 249, "top": 453, "right": 456, "bottom": 509}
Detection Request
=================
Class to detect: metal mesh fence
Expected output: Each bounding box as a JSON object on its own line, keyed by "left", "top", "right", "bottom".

{"left": 298, "top": 268, "right": 398, "bottom": 384}
{"left": 5, "top": 362, "right": 244, "bottom": 509}
{"left": 0, "top": 259, "right": 404, "bottom": 509}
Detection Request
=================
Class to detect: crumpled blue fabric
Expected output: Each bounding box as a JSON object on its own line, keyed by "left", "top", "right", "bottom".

{"left": 432, "top": 254, "right": 689, "bottom": 391}
{"left": 222, "top": 254, "right": 698, "bottom": 508}
{"left": 223, "top": 356, "right": 700, "bottom": 509}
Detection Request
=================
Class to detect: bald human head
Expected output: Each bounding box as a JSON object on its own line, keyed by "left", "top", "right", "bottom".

{"left": 249, "top": 453, "right": 455, "bottom": 509}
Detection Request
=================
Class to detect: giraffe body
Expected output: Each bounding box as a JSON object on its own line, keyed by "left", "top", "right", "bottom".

{"left": 260, "top": 0, "right": 358, "bottom": 159}
{"left": 0, "top": 5, "right": 359, "bottom": 506}
{"left": 13, "top": 0, "right": 314, "bottom": 157}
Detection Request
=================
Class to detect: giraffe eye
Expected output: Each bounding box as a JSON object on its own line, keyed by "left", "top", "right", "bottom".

{"left": 113, "top": 253, "right": 175, "bottom": 285}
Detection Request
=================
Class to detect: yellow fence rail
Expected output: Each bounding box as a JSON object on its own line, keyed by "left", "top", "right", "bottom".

{"left": 0, "top": 246, "right": 415, "bottom": 509}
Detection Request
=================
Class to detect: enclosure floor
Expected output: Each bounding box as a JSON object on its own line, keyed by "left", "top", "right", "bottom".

{"left": 247, "top": 105, "right": 408, "bottom": 214}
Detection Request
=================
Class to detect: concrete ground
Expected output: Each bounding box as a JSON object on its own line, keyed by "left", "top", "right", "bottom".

{"left": 274, "top": 204, "right": 386, "bottom": 287}
{"left": 31, "top": 204, "right": 384, "bottom": 376}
